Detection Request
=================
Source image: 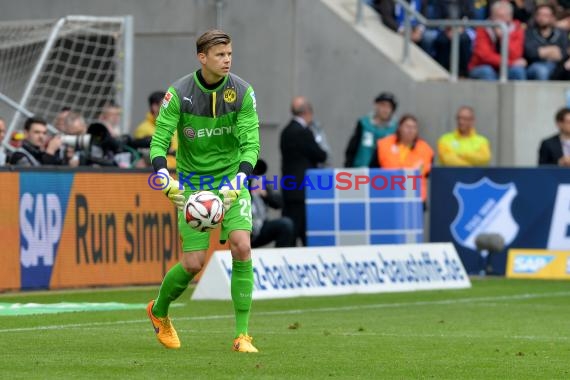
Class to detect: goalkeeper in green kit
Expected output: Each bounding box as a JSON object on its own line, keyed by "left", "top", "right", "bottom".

{"left": 147, "top": 29, "right": 260, "bottom": 353}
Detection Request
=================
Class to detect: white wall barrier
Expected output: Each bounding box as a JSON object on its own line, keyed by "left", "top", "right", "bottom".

{"left": 192, "top": 243, "right": 471, "bottom": 300}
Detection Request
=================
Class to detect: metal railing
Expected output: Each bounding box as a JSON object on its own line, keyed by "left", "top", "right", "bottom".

{"left": 356, "top": 0, "right": 510, "bottom": 83}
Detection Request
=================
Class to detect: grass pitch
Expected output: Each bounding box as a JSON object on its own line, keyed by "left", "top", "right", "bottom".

{"left": 0, "top": 278, "right": 568, "bottom": 379}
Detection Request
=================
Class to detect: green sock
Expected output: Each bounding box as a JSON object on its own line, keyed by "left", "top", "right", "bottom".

{"left": 231, "top": 259, "right": 254, "bottom": 338}
{"left": 152, "top": 263, "right": 193, "bottom": 318}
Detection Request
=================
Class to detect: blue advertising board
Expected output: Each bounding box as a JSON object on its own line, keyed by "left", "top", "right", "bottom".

{"left": 306, "top": 168, "right": 424, "bottom": 246}
{"left": 430, "top": 167, "right": 570, "bottom": 274}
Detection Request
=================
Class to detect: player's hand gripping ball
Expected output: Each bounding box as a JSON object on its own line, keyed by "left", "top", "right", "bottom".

{"left": 184, "top": 191, "right": 225, "bottom": 232}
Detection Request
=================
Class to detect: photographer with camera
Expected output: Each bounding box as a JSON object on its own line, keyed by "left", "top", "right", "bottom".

{"left": 9, "top": 117, "right": 66, "bottom": 167}
{"left": 98, "top": 101, "right": 122, "bottom": 138}
{"left": 48, "top": 107, "right": 153, "bottom": 168}
{"left": 56, "top": 111, "right": 89, "bottom": 167}
{"left": 67, "top": 121, "right": 151, "bottom": 168}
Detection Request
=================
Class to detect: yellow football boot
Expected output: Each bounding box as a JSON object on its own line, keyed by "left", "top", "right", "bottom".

{"left": 232, "top": 334, "right": 259, "bottom": 353}
{"left": 146, "top": 300, "right": 180, "bottom": 349}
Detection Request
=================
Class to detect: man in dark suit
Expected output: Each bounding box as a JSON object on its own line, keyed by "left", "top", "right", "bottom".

{"left": 280, "top": 96, "right": 328, "bottom": 246}
{"left": 539, "top": 107, "right": 570, "bottom": 166}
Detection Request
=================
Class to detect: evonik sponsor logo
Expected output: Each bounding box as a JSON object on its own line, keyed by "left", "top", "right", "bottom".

{"left": 184, "top": 125, "right": 233, "bottom": 140}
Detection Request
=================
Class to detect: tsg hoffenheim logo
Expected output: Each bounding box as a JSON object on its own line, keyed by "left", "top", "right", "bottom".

{"left": 451, "top": 177, "right": 519, "bottom": 250}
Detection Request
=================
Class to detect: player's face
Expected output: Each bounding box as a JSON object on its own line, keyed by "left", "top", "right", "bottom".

{"left": 25, "top": 123, "right": 48, "bottom": 148}
{"left": 200, "top": 43, "right": 232, "bottom": 81}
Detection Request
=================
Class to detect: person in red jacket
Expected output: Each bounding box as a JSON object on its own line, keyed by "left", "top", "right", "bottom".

{"left": 468, "top": 1, "right": 527, "bottom": 80}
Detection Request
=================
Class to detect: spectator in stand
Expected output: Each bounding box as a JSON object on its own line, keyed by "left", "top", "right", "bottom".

{"left": 503, "top": 0, "right": 535, "bottom": 24}
{"left": 371, "top": 114, "right": 434, "bottom": 203}
{"left": 438, "top": 106, "right": 492, "bottom": 166}
{"left": 398, "top": 0, "right": 438, "bottom": 54}
{"left": 0, "top": 117, "right": 7, "bottom": 165}
{"left": 468, "top": 1, "right": 527, "bottom": 80}
{"left": 53, "top": 107, "right": 71, "bottom": 133}
{"left": 9, "top": 117, "right": 64, "bottom": 167}
{"left": 62, "top": 111, "right": 88, "bottom": 135}
{"left": 98, "top": 101, "right": 122, "bottom": 137}
{"left": 395, "top": 0, "right": 428, "bottom": 45}
{"left": 280, "top": 96, "right": 328, "bottom": 246}
{"left": 372, "top": 0, "right": 399, "bottom": 31}
{"left": 9, "top": 131, "right": 24, "bottom": 149}
{"left": 345, "top": 92, "right": 398, "bottom": 168}
{"left": 372, "top": 1, "right": 435, "bottom": 54}
{"left": 524, "top": 4, "right": 569, "bottom": 80}
{"left": 538, "top": 107, "right": 570, "bottom": 166}
{"left": 55, "top": 111, "right": 86, "bottom": 167}
{"left": 134, "top": 91, "right": 177, "bottom": 169}
{"left": 430, "top": 0, "right": 475, "bottom": 77}
{"left": 249, "top": 159, "right": 295, "bottom": 248}
{"left": 484, "top": 1, "right": 536, "bottom": 24}
{"left": 552, "top": 0, "right": 570, "bottom": 14}
{"left": 511, "top": 0, "right": 536, "bottom": 24}
{"left": 473, "top": 0, "right": 490, "bottom": 20}
{"left": 551, "top": 0, "right": 570, "bottom": 30}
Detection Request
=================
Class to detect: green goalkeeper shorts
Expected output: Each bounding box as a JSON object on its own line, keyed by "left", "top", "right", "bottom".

{"left": 177, "top": 188, "right": 252, "bottom": 252}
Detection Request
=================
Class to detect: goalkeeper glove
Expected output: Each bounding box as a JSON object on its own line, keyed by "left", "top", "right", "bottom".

{"left": 219, "top": 172, "right": 247, "bottom": 210}
{"left": 158, "top": 168, "right": 185, "bottom": 210}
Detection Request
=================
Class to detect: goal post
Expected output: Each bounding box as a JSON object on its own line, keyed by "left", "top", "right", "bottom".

{"left": 0, "top": 15, "right": 133, "bottom": 148}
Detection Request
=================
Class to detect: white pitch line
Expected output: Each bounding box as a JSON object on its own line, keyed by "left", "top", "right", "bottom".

{"left": 0, "top": 291, "right": 569, "bottom": 334}
{"left": 173, "top": 329, "right": 570, "bottom": 342}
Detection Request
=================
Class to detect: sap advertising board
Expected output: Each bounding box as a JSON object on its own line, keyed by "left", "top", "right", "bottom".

{"left": 12, "top": 171, "right": 181, "bottom": 291}
{"left": 430, "top": 168, "right": 570, "bottom": 275}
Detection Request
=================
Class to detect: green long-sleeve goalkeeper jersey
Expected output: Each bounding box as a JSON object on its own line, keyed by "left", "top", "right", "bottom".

{"left": 150, "top": 71, "right": 260, "bottom": 188}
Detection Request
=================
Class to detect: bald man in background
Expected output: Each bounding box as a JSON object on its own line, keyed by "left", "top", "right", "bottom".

{"left": 280, "top": 96, "right": 328, "bottom": 246}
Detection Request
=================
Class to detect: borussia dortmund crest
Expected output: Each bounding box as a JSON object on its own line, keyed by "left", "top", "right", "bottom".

{"left": 223, "top": 88, "right": 236, "bottom": 103}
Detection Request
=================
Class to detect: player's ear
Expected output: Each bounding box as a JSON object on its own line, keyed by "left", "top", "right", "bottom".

{"left": 197, "top": 52, "right": 207, "bottom": 65}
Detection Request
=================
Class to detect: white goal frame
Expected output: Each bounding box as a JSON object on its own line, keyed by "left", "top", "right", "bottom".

{"left": 0, "top": 15, "right": 133, "bottom": 150}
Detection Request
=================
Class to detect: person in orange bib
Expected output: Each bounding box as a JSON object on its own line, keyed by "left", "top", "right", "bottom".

{"left": 372, "top": 114, "right": 434, "bottom": 204}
